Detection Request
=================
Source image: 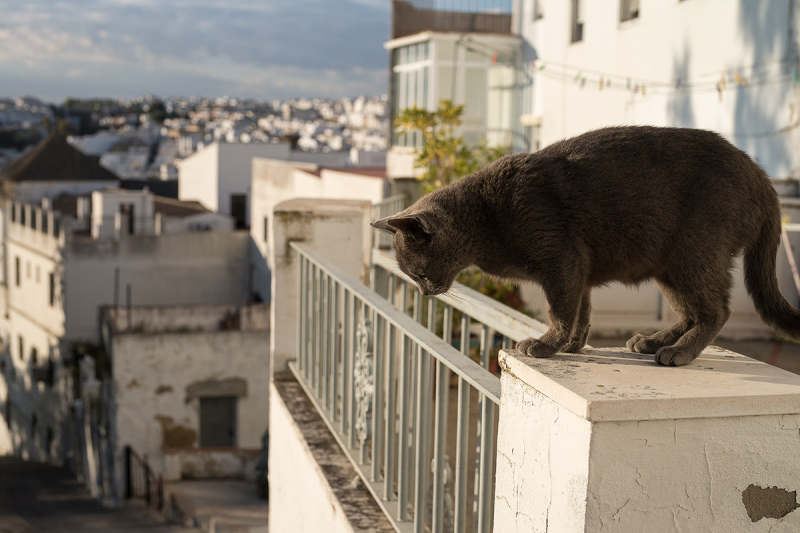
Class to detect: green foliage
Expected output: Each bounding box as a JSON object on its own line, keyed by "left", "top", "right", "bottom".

{"left": 394, "top": 99, "right": 507, "bottom": 194}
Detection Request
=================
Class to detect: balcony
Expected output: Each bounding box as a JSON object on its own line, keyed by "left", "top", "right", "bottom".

{"left": 392, "top": 0, "right": 513, "bottom": 39}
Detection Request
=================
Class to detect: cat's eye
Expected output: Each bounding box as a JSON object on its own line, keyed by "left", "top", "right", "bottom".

{"left": 418, "top": 273, "right": 427, "bottom": 281}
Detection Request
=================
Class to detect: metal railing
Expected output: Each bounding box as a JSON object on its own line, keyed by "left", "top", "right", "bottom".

{"left": 292, "top": 241, "right": 509, "bottom": 533}
{"left": 371, "top": 194, "right": 409, "bottom": 249}
{"left": 392, "top": 0, "right": 513, "bottom": 39}
{"left": 91, "top": 215, "right": 160, "bottom": 240}
{"left": 124, "top": 445, "right": 163, "bottom": 510}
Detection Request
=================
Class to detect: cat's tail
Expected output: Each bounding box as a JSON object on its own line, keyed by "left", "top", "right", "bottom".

{"left": 744, "top": 216, "right": 800, "bottom": 341}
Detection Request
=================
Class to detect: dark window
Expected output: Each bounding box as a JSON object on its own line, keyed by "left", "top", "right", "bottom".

{"left": 4, "top": 400, "right": 10, "bottom": 429}
{"left": 46, "top": 427, "right": 53, "bottom": 456}
{"left": 571, "top": 0, "right": 584, "bottom": 42}
{"left": 231, "top": 194, "right": 247, "bottom": 230}
{"left": 15, "top": 257, "right": 20, "bottom": 287}
{"left": 18, "top": 336, "right": 23, "bottom": 362}
{"left": 263, "top": 217, "right": 268, "bottom": 242}
{"left": 49, "top": 273, "right": 55, "bottom": 306}
{"left": 120, "top": 203, "right": 135, "bottom": 234}
{"left": 620, "top": 0, "right": 639, "bottom": 21}
{"left": 31, "top": 347, "right": 37, "bottom": 366}
{"left": 10, "top": 204, "right": 15, "bottom": 223}
{"left": 20, "top": 207, "right": 25, "bottom": 226}
{"left": 199, "top": 396, "right": 237, "bottom": 447}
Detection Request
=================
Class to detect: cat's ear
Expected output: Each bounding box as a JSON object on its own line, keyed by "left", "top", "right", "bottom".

{"left": 371, "top": 217, "right": 398, "bottom": 234}
{"left": 386, "top": 214, "right": 431, "bottom": 240}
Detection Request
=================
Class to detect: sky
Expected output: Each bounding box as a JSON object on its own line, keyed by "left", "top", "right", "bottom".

{"left": 0, "top": 0, "right": 391, "bottom": 103}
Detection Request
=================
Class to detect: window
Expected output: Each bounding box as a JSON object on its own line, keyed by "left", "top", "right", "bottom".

{"left": 31, "top": 347, "right": 37, "bottom": 366}
{"left": 18, "top": 336, "right": 23, "bottom": 362}
{"left": 199, "top": 396, "right": 237, "bottom": 447}
{"left": 620, "top": 0, "right": 639, "bottom": 21}
{"left": 263, "top": 217, "right": 269, "bottom": 242}
{"left": 533, "top": 0, "right": 544, "bottom": 20}
{"left": 230, "top": 195, "right": 247, "bottom": 230}
{"left": 35, "top": 265, "right": 40, "bottom": 284}
{"left": 15, "top": 257, "right": 20, "bottom": 287}
{"left": 571, "top": 0, "right": 584, "bottom": 42}
{"left": 49, "top": 273, "right": 55, "bottom": 306}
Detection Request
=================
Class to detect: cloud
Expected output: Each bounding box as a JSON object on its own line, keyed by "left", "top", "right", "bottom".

{"left": 0, "top": 0, "right": 390, "bottom": 100}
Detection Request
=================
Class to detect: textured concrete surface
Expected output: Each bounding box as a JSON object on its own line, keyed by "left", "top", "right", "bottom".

{"left": 166, "top": 479, "right": 267, "bottom": 532}
{"left": 0, "top": 457, "right": 193, "bottom": 533}
{"left": 589, "top": 338, "right": 800, "bottom": 376}
{"left": 495, "top": 346, "right": 800, "bottom": 532}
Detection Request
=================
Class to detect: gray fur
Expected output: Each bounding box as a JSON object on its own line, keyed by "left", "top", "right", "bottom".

{"left": 373, "top": 126, "right": 800, "bottom": 366}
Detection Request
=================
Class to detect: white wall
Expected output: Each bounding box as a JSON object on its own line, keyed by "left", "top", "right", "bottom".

{"left": 161, "top": 211, "right": 235, "bottom": 234}
{"left": 216, "top": 142, "right": 292, "bottom": 223}
{"left": 177, "top": 143, "right": 220, "bottom": 212}
{"left": 521, "top": 0, "right": 800, "bottom": 179}
{"left": 2, "top": 206, "right": 68, "bottom": 464}
{"left": 269, "top": 382, "right": 369, "bottom": 533}
{"left": 250, "top": 158, "right": 385, "bottom": 268}
{"left": 113, "top": 329, "right": 269, "bottom": 479}
{"left": 64, "top": 231, "right": 252, "bottom": 341}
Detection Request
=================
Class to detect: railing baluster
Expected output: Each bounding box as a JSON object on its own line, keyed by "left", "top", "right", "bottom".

{"left": 477, "top": 398, "right": 496, "bottom": 533}
{"left": 414, "top": 345, "right": 432, "bottom": 533}
{"left": 305, "top": 258, "right": 313, "bottom": 379}
{"left": 371, "top": 311, "right": 384, "bottom": 482}
{"left": 454, "top": 314, "right": 471, "bottom": 532}
{"left": 297, "top": 255, "right": 305, "bottom": 374}
{"left": 312, "top": 264, "right": 319, "bottom": 390}
{"left": 321, "top": 274, "right": 329, "bottom": 404}
{"left": 341, "top": 288, "right": 351, "bottom": 435}
{"left": 351, "top": 296, "right": 361, "bottom": 449}
{"left": 383, "top": 320, "right": 396, "bottom": 501}
{"left": 396, "top": 333, "right": 410, "bottom": 520}
{"left": 432, "top": 358, "right": 450, "bottom": 533}
{"left": 332, "top": 280, "right": 340, "bottom": 421}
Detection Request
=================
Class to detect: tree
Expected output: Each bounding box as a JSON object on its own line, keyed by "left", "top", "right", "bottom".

{"left": 394, "top": 99, "right": 507, "bottom": 194}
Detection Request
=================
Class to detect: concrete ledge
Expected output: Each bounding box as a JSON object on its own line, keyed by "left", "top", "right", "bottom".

{"left": 499, "top": 346, "right": 800, "bottom": 422}
{"left": 269, "top": 379, "right": 394, "bottom": 533}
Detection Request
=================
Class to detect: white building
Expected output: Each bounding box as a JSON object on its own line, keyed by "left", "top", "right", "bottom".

{"left": 99, "top": 303, "right": 269, "bottom": 500}
{"left": 0, "top": 198, "right": 255, "bottom": 464}
{"left": 177, "top": 142, "right": 294, "bottom": 229}
{"left": 250, "top": 159, "right": 387, "bottom": 300}
{"left": 519, "top": 0, "right": 800, "bottom": 181}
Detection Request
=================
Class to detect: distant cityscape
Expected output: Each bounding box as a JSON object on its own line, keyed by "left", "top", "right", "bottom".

{"left": 0, "top": 94, "right": 390, "bottom": 178}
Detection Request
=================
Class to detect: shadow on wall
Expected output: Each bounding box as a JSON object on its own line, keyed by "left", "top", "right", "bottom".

{"left": 667, "top": 45, "right": 695, "bottom": 129}
{"left": 734, "top": 0, "right": 796, "bottom": 177}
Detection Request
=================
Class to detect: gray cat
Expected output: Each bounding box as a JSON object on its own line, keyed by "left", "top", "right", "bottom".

{"left": 372, "top": 126, "right": 800, "bottom": 366}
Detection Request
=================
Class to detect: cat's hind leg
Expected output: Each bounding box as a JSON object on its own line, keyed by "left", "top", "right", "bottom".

{"left": 627, "top": 280, "right": 693, "bottom": 354}
{"left": 564, "top": 289, "right": 591, "bottom": 353}
{"left": 652, "top": 263, "right": 732, "bottom": 366}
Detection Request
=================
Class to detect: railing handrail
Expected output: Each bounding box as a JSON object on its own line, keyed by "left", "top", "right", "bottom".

{"left": 372, "top": 248, "right": 548, "bottom": 343}
{"left": 372, "top": 194, "right": 409, "bottom": 211}
{"left": 292, "top": 241, "right": 501, "bottom": 404}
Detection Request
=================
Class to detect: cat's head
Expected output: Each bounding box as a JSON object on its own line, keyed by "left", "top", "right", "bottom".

{"left": 372, "top": 210, "right": 464, "bottom": 296}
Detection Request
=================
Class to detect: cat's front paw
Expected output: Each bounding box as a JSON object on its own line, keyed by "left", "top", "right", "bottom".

{"left": 517, "top": 338, "right": 557, "bottom": 358}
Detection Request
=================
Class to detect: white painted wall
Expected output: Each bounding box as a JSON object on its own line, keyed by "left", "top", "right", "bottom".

{"left": 521, "top": 0, "right": 800, "bottom": 180}
{"left": 112, "top": 329, "right": 269, "bottom": 479}
{"left": 2, "top": 205, "right": 68, "bottom": 464}
{"left": 161, "top": 211, "right": 235, "bottom": 234}
{"left": 64, "top": 231, "right": 251, "bottom": 341}
{"left": 269, "top": 382, "right": 364, "bottom": 533}
{"left": 495, "top": 347, "right": 800, "bottom": 532}
{"left": 176, "top": 143, "right": 220, "bottom": 212}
